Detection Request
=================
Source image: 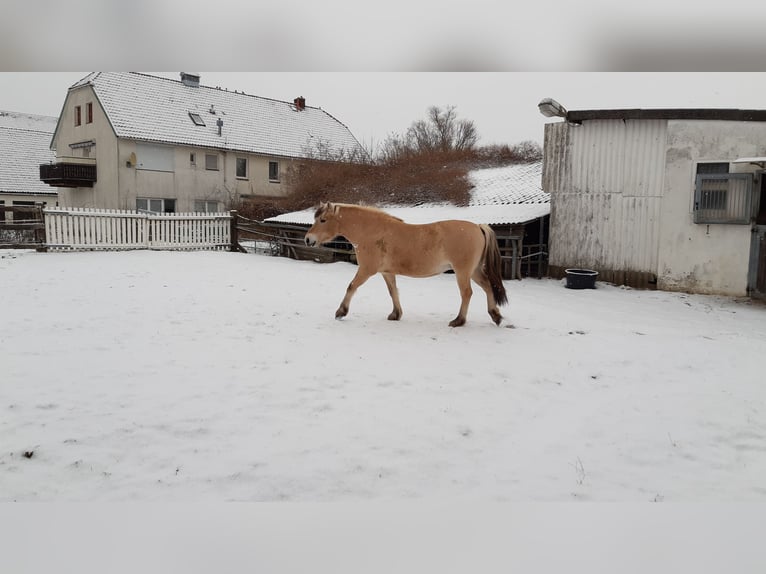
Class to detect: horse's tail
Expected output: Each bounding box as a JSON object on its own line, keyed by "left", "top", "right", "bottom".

{"left": 479, "top": 224, "right": 508, "bottom": 307}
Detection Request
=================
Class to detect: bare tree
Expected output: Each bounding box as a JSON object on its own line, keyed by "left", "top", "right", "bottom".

{"left": 406, "top": 105, "right": 478, "bottom": 153}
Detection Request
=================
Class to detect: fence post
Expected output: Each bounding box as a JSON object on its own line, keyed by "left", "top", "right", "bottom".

{"left": 35, "top": 202, "right": 46, "bottom": 251}
{"left": 229, "top": 210, "right": 242, "bottom": 252}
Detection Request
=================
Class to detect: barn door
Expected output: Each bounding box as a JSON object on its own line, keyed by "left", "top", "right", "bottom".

{"left": 750, "top": 174, "right": 766, "bottom": 296}
{"left": 753, "top": 226, "right": 766, "bottom": 296}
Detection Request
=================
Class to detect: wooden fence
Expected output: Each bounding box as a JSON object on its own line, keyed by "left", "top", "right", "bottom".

{"left": 235, "top": 216, "right": 356, "bottom": 263}
{"left": 0, "top": 204, "right": 46, "bottom": 250}
{"left": 42, "top": 208, "right": 235, "bottom": 251}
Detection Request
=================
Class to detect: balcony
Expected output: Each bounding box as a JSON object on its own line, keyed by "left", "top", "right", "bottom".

{"left": 40, "top": 162, "right": 97, "bottom": 188}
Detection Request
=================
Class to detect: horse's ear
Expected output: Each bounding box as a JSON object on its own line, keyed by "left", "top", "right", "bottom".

{"left": 332, "top": 204, "right": 339, "bottom": 214}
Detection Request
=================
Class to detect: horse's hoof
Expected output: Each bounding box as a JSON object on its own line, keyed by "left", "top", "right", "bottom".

{"left": 335, "top": 306, "right": 348, "bottom": 319}
{"left": 387, "top": 311, "right": 402, "bottom": 321}
{"left": 448, "top": 317, "right": 466, "bottom": 327}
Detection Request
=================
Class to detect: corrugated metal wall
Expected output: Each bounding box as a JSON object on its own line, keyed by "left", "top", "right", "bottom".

{"left": 544, "top": 119, "right": 667, "bottom": 287}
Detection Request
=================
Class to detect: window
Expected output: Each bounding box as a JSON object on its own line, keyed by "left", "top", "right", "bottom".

{"left": 189, "top": 112, "right": 206, "bottom": 126}
{"left": 236, "top": 157, "right": 248, "bottom": 179}
{"left": 194, "top": 200, "right": 220, "bottom": 213}
{"left": 136, "top": 198, "right": 176, "bottom": 213}
{"left": 268, "top": 161, "right": 279, "bottom": 181}
{"left": 205, "top": 154, "right": 219, "bottom": 171}
{"left": 190, "top": 152, "right": 196, "bottom": 166}
{"left": 694, "top": 162, "right": 752, "bottom": 224}
{"left": 74, "top": 105, "right": 81, "bottom": 126}
{"left": 86, "top": 102, "right": 93, "bottom": 124}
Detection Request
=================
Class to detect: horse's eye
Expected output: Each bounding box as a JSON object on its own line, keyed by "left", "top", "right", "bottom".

{"left": 320, "top": 218, "right": 327, "bottom": 223}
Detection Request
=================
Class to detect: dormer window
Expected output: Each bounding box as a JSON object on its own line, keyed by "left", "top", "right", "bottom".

{"left": 189, "top": 112, "right": 205, "bottom": 126}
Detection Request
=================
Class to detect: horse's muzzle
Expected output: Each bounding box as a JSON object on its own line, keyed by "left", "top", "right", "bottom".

{"left": 305, "top": 236, "right": 317, "bottom": 247}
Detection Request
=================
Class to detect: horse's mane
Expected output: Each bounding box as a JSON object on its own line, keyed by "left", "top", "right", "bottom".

{"left": 324, "top": 203, "right": 404, "bottom": 223}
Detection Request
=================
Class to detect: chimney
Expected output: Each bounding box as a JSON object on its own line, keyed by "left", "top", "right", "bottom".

{"left": 294, "top": 96, "right": 306, "bottom": 111}
{"left": 217, "top": 117, "right": 223, "bottom": 136}
{"left": 180, "top": 72, "right": 200, "bottom": 87}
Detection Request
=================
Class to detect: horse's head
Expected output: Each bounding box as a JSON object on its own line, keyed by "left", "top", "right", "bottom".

{"left": 305, "top": 202, "right": 342, "bottom": 247}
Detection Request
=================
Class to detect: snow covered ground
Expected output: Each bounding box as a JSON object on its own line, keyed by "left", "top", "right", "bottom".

{"left": 2, "top": 248, "right": 766, "bottom": 503}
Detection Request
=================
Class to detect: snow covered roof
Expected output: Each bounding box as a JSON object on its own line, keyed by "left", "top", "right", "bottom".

{"left": 64, "top": 73, "right": 364, "bottom": 160}
{"left": 266, "top": 161, "right": 548, "bottom": 226}
{"left": 0, "top": 110, "right": 58, "bottom": 196}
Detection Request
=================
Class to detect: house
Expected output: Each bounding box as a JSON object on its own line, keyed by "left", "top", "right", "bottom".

{"left": 264, "top": 161, "right": 549, "bottom": 279}
{"left": 40, "top": 72, "right": 365, "bottom": 213}
{"left": 0, "top": 110, "right": 59, "bottom": 214}
{"left": 540, "top": 101, "right": 766, "bottom": 297}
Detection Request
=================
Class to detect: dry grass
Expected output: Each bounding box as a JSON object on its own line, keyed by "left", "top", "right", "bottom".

{"left": 237, "top": 143, "right": 541, "bottom": 220}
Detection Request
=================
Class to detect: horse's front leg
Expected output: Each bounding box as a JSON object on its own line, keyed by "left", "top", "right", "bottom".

{"left": 381, "top": 272, "right": 403, "bottom": 321}
{"left": 335, "top": 267, "right": 375, "bottom": 319}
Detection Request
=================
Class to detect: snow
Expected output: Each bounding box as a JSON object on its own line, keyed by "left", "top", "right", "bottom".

{"left": 3, "top": 248, "right": 766, "bottom": 505}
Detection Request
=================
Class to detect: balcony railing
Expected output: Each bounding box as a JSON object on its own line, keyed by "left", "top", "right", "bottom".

{"left": 40, "top": 163, "right": 97, "bottom": 188}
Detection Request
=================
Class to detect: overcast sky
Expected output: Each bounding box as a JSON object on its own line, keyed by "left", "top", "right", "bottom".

{"left": 2, "top": 72, "right": 766, "bottom": 150}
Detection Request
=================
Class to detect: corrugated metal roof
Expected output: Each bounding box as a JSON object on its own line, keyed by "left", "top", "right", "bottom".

{"left": 0, "top": 111, "right": 58, "bottom": 196}
{"left": 66, "top": 72, "right": 365, "bottom": 159}
{"left": 566, "top": 108, "right": 766, "bottom": 123}
{"left": 267, "top": 161, "right": 548, "bottom": 226}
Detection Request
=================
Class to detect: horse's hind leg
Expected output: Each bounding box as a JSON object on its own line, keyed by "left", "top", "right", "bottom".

{"left": 472, "top": 269, "right": 503, "bottom": 326}
{"left": 449, "top": 270, "right": 473, "bottom": 327}
{"left": 335, "top": 267, "right": 375, "bottom": 319}
{"left": 382, "top": 272, "right": 403, "bottom": 321}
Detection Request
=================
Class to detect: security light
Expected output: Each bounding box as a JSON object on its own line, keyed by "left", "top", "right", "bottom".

{"left": 538, "top": 98, "right": 567, "bottom": 118}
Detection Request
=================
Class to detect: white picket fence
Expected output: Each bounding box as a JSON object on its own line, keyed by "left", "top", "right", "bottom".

{"left": 43, "top": 207, "right": 233, "bottom": 251}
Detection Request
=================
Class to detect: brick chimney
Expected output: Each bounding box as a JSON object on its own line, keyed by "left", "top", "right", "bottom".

{"left": 294, "top": 96, "right": 306, "bottom": 111}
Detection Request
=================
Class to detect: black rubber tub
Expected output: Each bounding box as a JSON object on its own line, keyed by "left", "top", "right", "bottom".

{"left": 565, "top": 268, "right": 598, "bottom": 289}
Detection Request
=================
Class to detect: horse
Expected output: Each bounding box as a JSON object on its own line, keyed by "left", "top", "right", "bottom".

{"left": 304, "top": 202, "right": 508, "bottom": 327}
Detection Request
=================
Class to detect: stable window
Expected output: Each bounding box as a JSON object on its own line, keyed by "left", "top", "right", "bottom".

{"left": 86, "top": 102, "right": 93, "bottom": 124}
{"left": 194, "top": 200, "right": 220, "bottom": 213}
{"left": 74, "top": 105, "right": 81, "bottom": 126}
{"left": 136, "top": 198, "right": 176, "bottom": 214}
{"left": 205, "top": 153, "right": 219, "bottom": 171}
{"left": 268, "top": 161, "right": 279, "bottom": 182}
{"left": 694, "top": 163, "right": 752, "bottom": 224}
{"left": 236, "top": 157, "right": 248, "bottom": 179}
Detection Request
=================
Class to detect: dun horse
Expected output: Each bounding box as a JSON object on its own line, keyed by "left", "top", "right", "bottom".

{"left": 305, "top": 202, "right": 508, "bottom": 327}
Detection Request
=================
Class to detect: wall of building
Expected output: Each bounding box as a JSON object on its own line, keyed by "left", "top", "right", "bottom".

{"left": 544, "top": 119, "right": 667, "bottom": 288}
{"left": 657, "top": 120, "right": 766, "bottom": 295}
{"left": 545, "top": 116, "right": 766, "bottom": 296}
{"left": 55, "top": 85, "right": 120, "bottom": 209}
{"left": 114, "top": 143, "right": 298, "bottom": 212}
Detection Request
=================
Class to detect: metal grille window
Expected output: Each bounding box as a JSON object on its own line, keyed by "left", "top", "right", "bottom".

{"left": 694, "top": 173, "right": 752, "bottom": 224}
{"left": 205, "top": 153, "right": 219, "bottom": 171}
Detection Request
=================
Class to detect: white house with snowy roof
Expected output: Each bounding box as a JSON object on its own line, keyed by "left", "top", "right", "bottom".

{"left": 0, "top": 110, "right": 59, "bottom": 211}
{"left": 40, "top": 72, "right": 365, "bottom": 213}
{"left": 266, "top": 161, "right": 549, "bottom": 278}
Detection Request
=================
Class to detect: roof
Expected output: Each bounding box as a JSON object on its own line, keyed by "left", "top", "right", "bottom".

{"left": 63, "top": 72, "right": 364, "bottom": 160}
{"left": 0, "top": 110, "right": 58, "bottom": 196}
{"left": 266, "top": 161, "right": 548, "bottom": 226}
{"left": 566, "top": 108, "right": 766, "bottom": 123}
